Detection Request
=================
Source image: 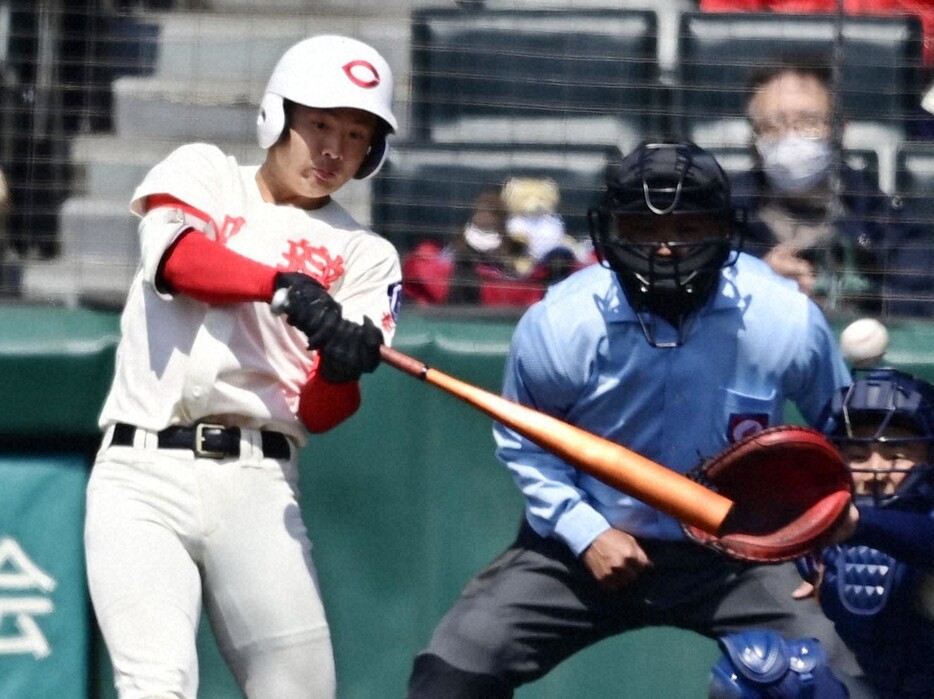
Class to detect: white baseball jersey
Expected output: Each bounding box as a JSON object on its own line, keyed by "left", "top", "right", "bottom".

{"left": 98, "top": 143, "right": 402, "bottom": 444}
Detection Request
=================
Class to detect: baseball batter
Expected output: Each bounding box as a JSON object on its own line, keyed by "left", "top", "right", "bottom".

{"left": 84, "top": 35, "right": 401, "bottom": 699}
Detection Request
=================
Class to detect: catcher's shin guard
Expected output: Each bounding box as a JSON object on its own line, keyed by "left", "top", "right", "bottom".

{"left": 709, "top": 630, "right": 848, "bottom": 698}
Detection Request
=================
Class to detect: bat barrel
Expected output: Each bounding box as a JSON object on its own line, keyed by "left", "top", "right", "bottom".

{"left": 425, "top": 368, "right": 734, "bottom": 535}
{"left": 376, "top": 344, "right": 732, "bottom": 535}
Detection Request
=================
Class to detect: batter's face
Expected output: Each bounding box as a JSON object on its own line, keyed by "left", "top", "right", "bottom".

{"left": 258, "top": 105, "right": 378, "bottom": 209}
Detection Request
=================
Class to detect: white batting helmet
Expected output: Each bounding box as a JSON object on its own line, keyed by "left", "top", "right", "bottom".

{"left": 256, "top": 35, "right": 398, "bottom": 180}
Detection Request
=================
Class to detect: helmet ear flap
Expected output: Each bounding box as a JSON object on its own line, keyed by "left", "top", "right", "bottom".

{"left": 354, "top": 131, "right": 389, "bottom": 180}
{"left": 257, "top": 93, "right": 286, "bottom": 149}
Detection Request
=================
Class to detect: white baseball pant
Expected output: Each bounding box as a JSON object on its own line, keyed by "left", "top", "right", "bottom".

{"left": 84, "top": 428, "right": 336, "bottom": 699}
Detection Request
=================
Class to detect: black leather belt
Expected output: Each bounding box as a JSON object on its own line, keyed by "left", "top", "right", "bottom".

{"left": 110, "top": 423, "right": 291, "bottom": 460}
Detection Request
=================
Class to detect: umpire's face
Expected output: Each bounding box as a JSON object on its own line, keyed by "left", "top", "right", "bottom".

{"left": 613, "top": 212, "right": 728, "bottom": 256}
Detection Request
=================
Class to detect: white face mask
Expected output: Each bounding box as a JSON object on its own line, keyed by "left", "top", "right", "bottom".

{"left": 463, "top": 223, "right": 502, "bottom": 252}
{"left": 756, "top": 134, "right": 833, "bottom": 194}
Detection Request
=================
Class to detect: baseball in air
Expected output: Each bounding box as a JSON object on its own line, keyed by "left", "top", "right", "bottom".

{"left": 839, "top": 318, "right": 889, "bottom": 368}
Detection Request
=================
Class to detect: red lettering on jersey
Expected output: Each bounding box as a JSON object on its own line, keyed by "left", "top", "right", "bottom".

{"left": 277, "top": 239, "right": 345, "bottom": 289}
{"left": 381, "top": 311, "right": 395, "bottom": 334}
{"left": 217, "top": 215, "right": 246, "bottom": 244}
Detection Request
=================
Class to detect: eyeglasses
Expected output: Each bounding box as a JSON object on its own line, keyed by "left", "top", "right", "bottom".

{"left": 750, "top": 112, "right": 831, "bottom": 139}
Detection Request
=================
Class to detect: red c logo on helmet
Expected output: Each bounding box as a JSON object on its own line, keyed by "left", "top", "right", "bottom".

{"left": 343, "top": 60, "right": 380, "bottom": 89}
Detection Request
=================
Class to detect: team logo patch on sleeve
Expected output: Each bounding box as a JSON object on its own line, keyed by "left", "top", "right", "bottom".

{"left": 388, "top": 282, "right": 402, "bottom": 320}
{"left": 727, "top": 414, "right": 769, "bottom": 443}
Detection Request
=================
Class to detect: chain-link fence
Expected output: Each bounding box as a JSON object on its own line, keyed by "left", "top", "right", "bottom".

{"left": 2, "top": 1, "right": 933, "bottom": 325}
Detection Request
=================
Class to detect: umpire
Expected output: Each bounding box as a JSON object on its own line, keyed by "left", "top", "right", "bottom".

{"left": 406, "top": 140, "right": 875, "bottom": 698}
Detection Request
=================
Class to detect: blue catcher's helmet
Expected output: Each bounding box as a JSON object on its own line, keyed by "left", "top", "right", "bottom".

{"left": 820, "top": 367, "right": 934, "bottom": 507}
{"left": 587, "top": 140, "right": 743, "bottom": 347}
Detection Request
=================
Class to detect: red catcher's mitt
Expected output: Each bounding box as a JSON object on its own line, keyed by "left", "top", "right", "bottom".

{"left": 682, "top": 425, "right": 853, "bottom": 563}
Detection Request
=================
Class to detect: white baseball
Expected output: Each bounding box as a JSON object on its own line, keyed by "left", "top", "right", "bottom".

{"left": 839, "top": 318, "right": 889, "bottom": 368}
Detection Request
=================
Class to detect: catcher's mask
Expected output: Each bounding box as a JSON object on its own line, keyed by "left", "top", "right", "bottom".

{"left": 588, "top": 140, "right": 743, "bottom": 347}
{"left": 822, "top": 367, "right": 934, "bottom": 507}
{"left": 256, "top": 34, "right": 397, "bottom": 180}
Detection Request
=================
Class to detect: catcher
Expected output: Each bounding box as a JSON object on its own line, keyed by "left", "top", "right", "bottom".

{"left": 406, "top": 140, "right": 873, "bottom": 698}
{"left": 794, "top": 368, "right": 934, "bottom": 697}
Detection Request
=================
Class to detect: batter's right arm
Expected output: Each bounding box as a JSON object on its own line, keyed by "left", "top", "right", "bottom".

{"left": 271, "top": 284, "right": 384, "bottom": 384}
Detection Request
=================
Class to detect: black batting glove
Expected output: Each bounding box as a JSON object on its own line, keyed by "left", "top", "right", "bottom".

{"left": 273, "top": 272, "right": 342, "bottom": 350}
{"left": 318, "top": 316, "right": 384, "bottom": 383}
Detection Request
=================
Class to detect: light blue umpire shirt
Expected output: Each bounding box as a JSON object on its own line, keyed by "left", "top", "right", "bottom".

{"left": 494, "top": 252, "right": 851, "bottom": 555}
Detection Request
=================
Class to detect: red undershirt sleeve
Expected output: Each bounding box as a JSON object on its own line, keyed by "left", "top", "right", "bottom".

{"left": 147, "top": 195, "right": 278, "bottom": 304}
{"left": 298, "top": 357, "right": 361, "bottom": 433}
{"left": 160, "top": 230, "right": 279, "bottom": 304}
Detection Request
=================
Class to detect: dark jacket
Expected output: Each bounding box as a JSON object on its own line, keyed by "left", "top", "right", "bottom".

{"left": 730, "top": 166, "right": 934, "bottom": 318}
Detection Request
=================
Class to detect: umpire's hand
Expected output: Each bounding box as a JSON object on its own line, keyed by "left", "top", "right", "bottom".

{"left": 581, "top": 528, "right": 653, "bottom": 592}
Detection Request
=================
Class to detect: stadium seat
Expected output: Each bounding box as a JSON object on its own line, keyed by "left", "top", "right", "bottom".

{"left": 673, "top": 12, "right": 923, "bottom": 159}
{"left": 477, "top": 0, "right": 696, "bottom": 79}
{"left": 409, "top": 8, "right": 660, "bottom": 152}
{"left": 371, "top": 142, "right": 622, "bottom": 253}
{"left": 895, "top": 140, "right": 934, "bottom": 228}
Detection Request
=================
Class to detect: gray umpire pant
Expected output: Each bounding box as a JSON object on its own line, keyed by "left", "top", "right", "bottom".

{"left": 407, "top": 521, "right": 876, "bottom": 698}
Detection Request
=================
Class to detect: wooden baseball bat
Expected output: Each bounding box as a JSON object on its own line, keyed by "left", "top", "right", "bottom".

{"left": 380, "top": 345, "right": 734, "bottom": 535}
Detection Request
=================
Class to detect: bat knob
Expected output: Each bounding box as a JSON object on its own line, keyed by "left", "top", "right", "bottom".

{"left": 270, "top": 287, "right": 290, "bottom": 315}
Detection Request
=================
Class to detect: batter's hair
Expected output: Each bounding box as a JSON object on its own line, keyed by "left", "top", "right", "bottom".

{"left": 279, "top": 98, "right": 389, "bottom": 146}
{"left": 278, "top": 99, "right": 297, "bottom": 145}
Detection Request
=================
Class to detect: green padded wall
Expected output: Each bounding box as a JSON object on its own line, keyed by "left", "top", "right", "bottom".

{"left": 3, "top": 305, "right": 934, "bottom": 697}
{"left": 0, "top": 455, "right": 91, "bottom": 699}
{"left": 0, "top": 304, "right": 120, "bottom": 436}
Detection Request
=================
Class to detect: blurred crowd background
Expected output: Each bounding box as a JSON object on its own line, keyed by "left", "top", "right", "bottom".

{"left": 2, "top": 0, "right": 934, "bottom": 324}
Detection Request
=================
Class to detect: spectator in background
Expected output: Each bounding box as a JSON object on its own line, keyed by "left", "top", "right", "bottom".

{"left": 402, "top": 180, "right": 585, "bottom": 308}
{"left": 402, "top": 186, "right": 536, "bottom": 306}
{"left": 446, "top": 188, "right": 531, "bottom": 305}
{"left": 732, "top": 56, "right": 934, "bottom": 317}
{"left": 502, "top": 176, "right": 584, "bottom": 283}
{"left": 698, "top": 0, "right": 934, "bottom": 140}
